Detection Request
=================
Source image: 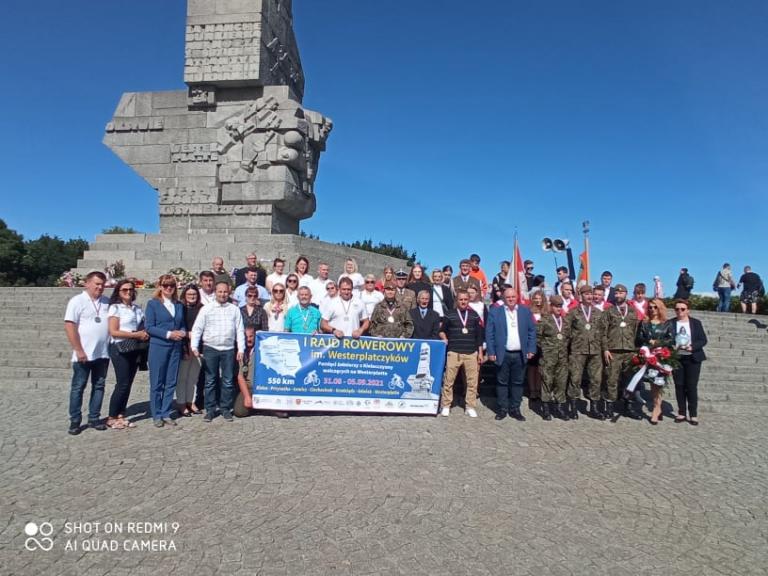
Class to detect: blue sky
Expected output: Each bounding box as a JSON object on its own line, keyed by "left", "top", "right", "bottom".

{"left": 1, "top": 0, "right": 766, "bottom": 292}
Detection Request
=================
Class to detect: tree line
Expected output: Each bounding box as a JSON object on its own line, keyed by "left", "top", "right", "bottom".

{"left": 0, "top": 219, "right": 89, "bottom": 286}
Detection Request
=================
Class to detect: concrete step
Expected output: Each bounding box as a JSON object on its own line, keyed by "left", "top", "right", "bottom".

{"left": 697, "top": 382, "right": 768, "bottom": 394}
{"left": 698, "top": 391, "right": 768, "bottom": 404}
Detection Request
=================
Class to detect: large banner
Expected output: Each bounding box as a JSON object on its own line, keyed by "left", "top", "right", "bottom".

{"left": 253, "top": 333, "right": 447, "bottom": 415}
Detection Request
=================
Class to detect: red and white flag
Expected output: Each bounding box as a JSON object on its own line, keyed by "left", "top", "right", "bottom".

{"left": 505, "top": 236, "right": 529, "bottom": 304}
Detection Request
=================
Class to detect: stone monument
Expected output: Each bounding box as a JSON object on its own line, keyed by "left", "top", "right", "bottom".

{"left": 74, "top": 0, "right": 404, "bottom": 279}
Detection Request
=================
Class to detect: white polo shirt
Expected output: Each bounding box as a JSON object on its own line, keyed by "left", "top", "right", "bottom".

{"left": 64, "top": 291, "right": 111, "bottom": 361}
{"left": 322, "top": 296, "right": 368, "bottom": 336}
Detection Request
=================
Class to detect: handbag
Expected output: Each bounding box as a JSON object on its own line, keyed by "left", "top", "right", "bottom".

{"left": 115, "top": 317, "right": 149, "bottom": 354}
{"left": 115, "top": 337, "right": 149, "bottom": 354}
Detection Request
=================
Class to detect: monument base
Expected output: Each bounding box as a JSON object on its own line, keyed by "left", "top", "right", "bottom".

{"left": 71, "top": 233, "right": 406, "bottom": 284}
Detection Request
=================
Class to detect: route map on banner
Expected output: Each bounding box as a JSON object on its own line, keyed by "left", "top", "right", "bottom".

{"left": 252, "top": 333, "right": 447, "bottom": 415}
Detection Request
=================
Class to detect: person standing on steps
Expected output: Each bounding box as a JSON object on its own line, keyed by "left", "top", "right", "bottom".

{"left": 713, "top": 262, "right": 736, "bottom": 312}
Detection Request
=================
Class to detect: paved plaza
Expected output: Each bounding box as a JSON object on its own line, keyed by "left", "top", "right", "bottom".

{"left": 1, "top": 379, "right": 766, "bottom": 576}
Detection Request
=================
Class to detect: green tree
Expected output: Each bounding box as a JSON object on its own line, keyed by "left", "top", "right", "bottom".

{"left": 340, "top": 239, "right": 417, "bottom": 266}
{"left": 0, "top": 219, "right": 25, "bottom": 286}
{"left": 102, "top": 225, "right": 140, "bottom": 234}
{"left": 22, "top": 235, "right": 87, "bottom": 286}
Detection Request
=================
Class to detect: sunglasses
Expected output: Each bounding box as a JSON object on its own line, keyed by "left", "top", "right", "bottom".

{"left": 365, "top": 280, "right": 375, "bottom": 284}
{"left": 246, "top": 293, "right": 259, "bottom": 298}
{"left": 273, "top": 289, "right": 285, "bottom": 294}
{"left": 162, "top": 284, "right": 176, "bottom": 289}
{"left": 119, "top": 288, "right": 135, "bottom": 293}
{"left": 648, "top": 305, "right": 658, "bottom": 309}
{"left": 675, "top": 307, "right": 687, "bottom": 311}
{"left": 287, "top": 279, "right": 298, "bottom": 283}
{"left": 525, "top": 267, "right": 533, "bottom": 271}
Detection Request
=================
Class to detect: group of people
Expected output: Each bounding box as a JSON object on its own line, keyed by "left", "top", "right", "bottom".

{"left": 64, "top": 252, "right": 710, "bottom": 435}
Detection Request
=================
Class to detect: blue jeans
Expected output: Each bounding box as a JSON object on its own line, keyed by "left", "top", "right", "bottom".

{"left": 69, "top": 359, "right": 110, "bottom": 425}
{"left": 148, "top": 343, "right": 181, "bottom": 420}
{"left": 717, "top": 287, "right": 732, "bottom": 312}
{"left": 203, "top": 346, "right": 236, "bottom": 417}
{"left": 495, "top": 351, "right": 526, "bottom": 412}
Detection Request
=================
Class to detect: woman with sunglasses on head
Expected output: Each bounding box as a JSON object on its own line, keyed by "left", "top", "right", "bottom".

{"left": 176, "top": 284, "right": 203, "bottom": 416}
{"left": 106, "top": 279, "right": 149, "bottom": 429}
{"left": 670, "top": 299, "right": 707, "bottom": 425}
{"left": 636, "top": 298, "right": 674, "bottom": 423}
{"left": 264, "top": 283, "right": 289, "bottom": 332}
{"left": 145, "top": 275, "right": 187, "bottom": 427}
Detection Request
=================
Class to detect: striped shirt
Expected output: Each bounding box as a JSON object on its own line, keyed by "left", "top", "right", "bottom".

{"left": 441, "top": 308, "right": 483, "bottom": 353}
{"left": 190, "top": 301, "right": 245, "bottom": 351}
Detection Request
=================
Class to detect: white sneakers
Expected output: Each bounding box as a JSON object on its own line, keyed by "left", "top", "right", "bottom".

{"left": 441, "top": 406, "right": 479, "bottom": 418}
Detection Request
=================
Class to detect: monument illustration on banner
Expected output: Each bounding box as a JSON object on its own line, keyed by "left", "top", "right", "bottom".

{"left": 73, "top": 0, "right": 405, "bottom": 279}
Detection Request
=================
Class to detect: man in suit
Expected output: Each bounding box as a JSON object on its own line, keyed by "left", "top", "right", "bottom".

{"left": 486, "top": 287, "right": 537, "bottom": 421}
{"left": 410, "top": 291, "right": 441, "bottom": 340}
{"left": 600, "top": 270, "right": 617, "bottom": 305}
{"left": 669, "top": 300, "right": 708, "bottom": 425}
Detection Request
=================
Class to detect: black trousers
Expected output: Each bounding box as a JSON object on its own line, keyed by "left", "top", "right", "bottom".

{"left": 496, "top": 351, "right": 526, "bottom": 412}
{"left": 673, "top": 356, "right": 702, "bottom": 418}
{"left": 108, "top": 344, "right": 140, "bottom": 418}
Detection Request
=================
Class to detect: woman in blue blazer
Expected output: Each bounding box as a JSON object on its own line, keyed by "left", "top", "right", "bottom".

{"left": 144, "top": 275, "right": 187, "bottom": 427}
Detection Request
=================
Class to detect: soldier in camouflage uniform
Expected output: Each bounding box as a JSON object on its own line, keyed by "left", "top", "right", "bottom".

{"left": 537, "top": 295, "right": 571, "bottom": 420}
{"left": 601, "top": 283, "right": 641, "bottom": 420}
{"left": 369, "top": 284, "right": 414, "bottom": 338}
{"left": 565, "top": 285, "right": 605, "bottom": 419}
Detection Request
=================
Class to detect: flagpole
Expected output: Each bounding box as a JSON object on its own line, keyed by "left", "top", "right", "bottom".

{"left": 582, "top": 220, "right": 591, "bottom": 286}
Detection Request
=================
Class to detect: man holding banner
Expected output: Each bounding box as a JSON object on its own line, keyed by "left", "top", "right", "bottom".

{"left": 321, "top": 278, "right": 369, "bottom": 338}
{"left": 369, "top": 284, "right": 414, "bottom": 339}
{"left": 285, "top": 287, "right": 322, "bottom": 334}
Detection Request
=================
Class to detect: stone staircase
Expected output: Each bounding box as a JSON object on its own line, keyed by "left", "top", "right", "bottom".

{"left": 70, "top": 233, "right": 406, "bottom": 285}
{"left": 0, "top": 288, "right": 766, "bottom": 415}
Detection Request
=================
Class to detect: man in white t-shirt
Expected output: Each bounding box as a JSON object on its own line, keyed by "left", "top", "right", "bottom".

{"left": 321, "top": 278, "right": 370, "bottom": 338}
{"left": 265, "top": 257, "right": 288, "bottom": 292}
{"left": 308, "top": 262, "right": 334, "bottom": 305}
{"left": 64, "top": 271, "right": 111, "bottom": 435}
